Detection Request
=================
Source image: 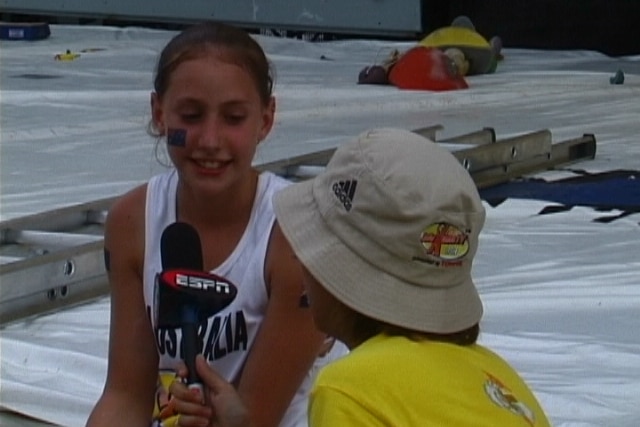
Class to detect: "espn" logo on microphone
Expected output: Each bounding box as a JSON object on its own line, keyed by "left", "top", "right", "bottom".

{"left": 175, "top": 273, "right": 232, "bottom": 293}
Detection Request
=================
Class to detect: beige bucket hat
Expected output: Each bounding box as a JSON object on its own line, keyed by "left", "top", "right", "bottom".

{"left": 274, "top": 128, "right": 485, "bottom": 334}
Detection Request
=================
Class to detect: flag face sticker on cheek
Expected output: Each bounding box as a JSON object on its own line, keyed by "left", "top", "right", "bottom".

{"left": 167, "top": 128, "right": 187, "bottom": 147}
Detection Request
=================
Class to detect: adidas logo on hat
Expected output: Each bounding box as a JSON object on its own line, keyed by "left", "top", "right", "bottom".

{"left": 332, "top": 180, "right": 357, "bottom": 211}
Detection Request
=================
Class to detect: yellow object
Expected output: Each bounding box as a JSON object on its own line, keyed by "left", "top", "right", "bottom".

{"left": 54, "top": 50, "right": 80, "bottom": 61}
{"left": 420, "top": 26, "right": 490, "bottom": 50}
{"left": 152, "top": 371, "right": 181, "bottom": 427}
{"left": 419, "top": 26, "right": 495, "bottom": 75}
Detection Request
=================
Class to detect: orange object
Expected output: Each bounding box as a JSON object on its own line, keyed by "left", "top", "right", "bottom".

{"left": 388, "top": 46, "right": 468, "bottom": 91}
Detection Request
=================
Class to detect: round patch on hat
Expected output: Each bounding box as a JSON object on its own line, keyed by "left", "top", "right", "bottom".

{"left": 420, "top": 222, "right": 469, "bottom": 263}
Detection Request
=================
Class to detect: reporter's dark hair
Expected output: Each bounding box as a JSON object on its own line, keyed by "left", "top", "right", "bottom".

{"left": 350, "top": 310, "right": 480, "bottom": 346}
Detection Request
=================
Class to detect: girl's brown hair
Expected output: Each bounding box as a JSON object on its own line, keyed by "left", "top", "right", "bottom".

{"left": 153, "top": 21, "right": 273, "bottom": 104}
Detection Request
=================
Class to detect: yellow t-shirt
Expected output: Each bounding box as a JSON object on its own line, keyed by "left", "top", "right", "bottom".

{"left": 309, "top": 334, "right": 550, "bottom": 427}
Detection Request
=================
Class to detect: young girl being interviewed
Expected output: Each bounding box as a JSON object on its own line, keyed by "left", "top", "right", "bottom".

{"left": 86, "top": 21, "right": 345, "bottom": 427}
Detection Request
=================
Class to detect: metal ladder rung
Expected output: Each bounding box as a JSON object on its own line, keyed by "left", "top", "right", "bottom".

{"left": 283, "top": 165, "right": 326, "bottom": 179}
{"left": 454, "top": 130, "right": 552, "bottom": 173}
{"left": 411, "top": 124, "right": 444, "bottom": 140}
{"left": 86, "top": 210, "right": 108, "bottom": 225}
{"left": 8, "top": 230, "right": 104, "bottom": 248}
{"left": 440, "top": 127, "right": 497, "bottom": 145}
{"left": 0, "top": 255, "right": 23, "bottom": 264}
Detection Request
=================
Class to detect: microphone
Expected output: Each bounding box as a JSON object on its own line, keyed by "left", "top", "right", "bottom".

{"left": 155, "top": 222, "right": 238, "bottom": 396}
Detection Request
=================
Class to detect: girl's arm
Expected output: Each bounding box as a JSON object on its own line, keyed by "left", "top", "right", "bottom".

{"left": 86, "top": 186, "right": 159, "bottom": 427}
{"left": 236, "top": 222, "right": 327, "bottom": 427}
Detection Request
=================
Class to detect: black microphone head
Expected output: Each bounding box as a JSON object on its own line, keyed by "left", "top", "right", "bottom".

{"left": 160, "top": 222, "right": 203, "bottom": 271}
{"left": 155, "top": 222, "right": 238, "bottom": 328}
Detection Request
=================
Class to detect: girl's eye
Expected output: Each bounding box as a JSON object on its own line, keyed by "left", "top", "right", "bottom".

{"left": 225, "top": 114, "right": 246, "bottom": 125}
{"left": 180, "top": 113, "right": 201, "bottom": 122}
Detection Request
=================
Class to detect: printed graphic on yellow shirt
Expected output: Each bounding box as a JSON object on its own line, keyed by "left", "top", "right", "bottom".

{"left": 152, "top": 370, "right": 181, "bottom": 427}
{"left": 484, "top": 373, "right": 535, "bottom": 426}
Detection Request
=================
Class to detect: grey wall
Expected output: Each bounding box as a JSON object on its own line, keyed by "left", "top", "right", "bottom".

{"left": 0, "top": 0, "right": 424, "bottom": 37}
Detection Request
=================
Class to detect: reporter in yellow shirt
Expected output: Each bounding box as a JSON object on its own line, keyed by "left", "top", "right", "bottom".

{"left": 310, "top": 333, "right": 548, "bottom": 426}
{"left": 169, "top": 128, "right": 552, "bottom": 427}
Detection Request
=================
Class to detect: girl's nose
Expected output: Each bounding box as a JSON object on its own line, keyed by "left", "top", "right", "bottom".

{"left": 197, "top": 135, "right": 220, "bottom": 149}
{"left": 197, "top": 118, "right": 221, "bottom": 149}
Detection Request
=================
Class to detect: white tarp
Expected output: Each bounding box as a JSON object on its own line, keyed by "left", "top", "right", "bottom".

{"left": 1, "top": 24, "right": 639, "bottom": 427}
